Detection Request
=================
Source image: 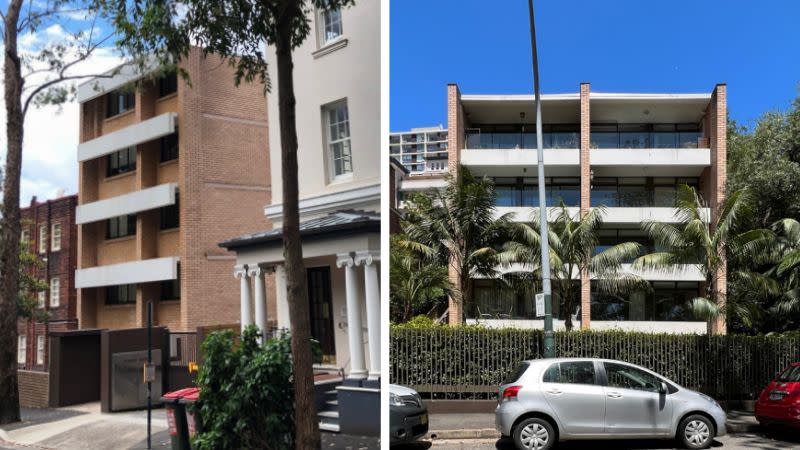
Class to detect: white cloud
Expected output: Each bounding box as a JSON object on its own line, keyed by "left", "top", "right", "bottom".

{"left": 1, "top": 46, "right": 123, "bottom": 206}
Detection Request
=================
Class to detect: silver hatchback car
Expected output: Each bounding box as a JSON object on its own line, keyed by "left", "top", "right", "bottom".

{"left": 496, "top": 358, "right": 727, "bottom": 450}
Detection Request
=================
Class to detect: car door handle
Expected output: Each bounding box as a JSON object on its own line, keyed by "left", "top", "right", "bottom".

{"left": 545, "top": 389, "right": 562, "bottom": 395}
{"left": 607, "top": 392, "right": 623, "bottom": 399}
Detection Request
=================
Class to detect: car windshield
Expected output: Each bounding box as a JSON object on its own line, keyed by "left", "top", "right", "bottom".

{"left": 777, "top": 365, "right": 800, "bottom": 382}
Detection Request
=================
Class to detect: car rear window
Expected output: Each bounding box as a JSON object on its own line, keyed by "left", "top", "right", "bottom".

{"left": 777, "top": 365, "right": 800, "bottom": 382}
{"left": 503, "top": 362, "right": 530, "bottom": 385}
{"left": 543, "top": 361, "right": 595, "bottom": 385}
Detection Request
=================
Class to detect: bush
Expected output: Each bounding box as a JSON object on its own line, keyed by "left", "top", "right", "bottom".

{"left": 194, "top": 326, "right": 294, "bottom": 450}
{"left": 390, "top": 325, "right": 800, "bottom": 401}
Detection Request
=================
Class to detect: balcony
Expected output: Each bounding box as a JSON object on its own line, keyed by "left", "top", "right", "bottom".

{"left": 76, "top": 183, "right": 178, "bottom": 225}
{"left": 77, "top": 112, "right": 177, "bottom": 162}
{"left": 465, "top": 131, "right": 579, "bottom": 150}
{"left": 75, "top": 256, "right": 180, "bottom": 289}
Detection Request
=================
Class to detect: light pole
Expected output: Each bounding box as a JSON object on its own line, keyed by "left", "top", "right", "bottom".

{"left": 527, "top": 0, "right": 555, "bottom": 358}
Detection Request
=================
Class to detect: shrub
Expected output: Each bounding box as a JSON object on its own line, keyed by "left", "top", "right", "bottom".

{"left": 194, "top": 326, "right": 294, "bottom": 450}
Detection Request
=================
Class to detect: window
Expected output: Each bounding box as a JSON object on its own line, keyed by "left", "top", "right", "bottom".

{"left": 542, "top": 361, "right": 596, "bottom": 385}
{"left": 17, "top": 336, "right": 26, "bottom": 364}
{"left": 36, "top": 336, "right": 45, "bottom": 365}
{"left": 21, "top": 229, "right": 30, "bottom": 243}
{"left": 38, "top": 225, "right": 47, "bottom": 253}
{"left": 107, "top": 215, "right": 137, "bottom": 239}
{"left": 106, "top": 284, "right": 136, "bottom": 305}
{"left": 107, "top": 146, "right": 137, "bottom": 177}
{"left": 37, "top": 291, "right": 46, "bottom": 308}
{"left": 323, "top": 101, "right": 352, "bottom": 179}
{"left": 161, "top": 266, "right": 180, "bottom": 301}
{"left": 604, "top": 362, "right": 662, "bottom": 393}
{"left": 160, "top": 197, "right": 180, "bottom": 230}
{"left": 106, "top": 90, "right": 135, "bottom": 118}
{"left": 50, "top": 278, "right": 60, "bottom": 308}
{"left": 158, "top": 72, "right": 178, "bottom": 97}
{"left": 317, "top": 5, "right": 343, "bottom": 45}
{"left": 160, "top": 133, "right": 179, "bottom": 162}
{"left": 51, "top": 222, "right": 62, "bottom": 251}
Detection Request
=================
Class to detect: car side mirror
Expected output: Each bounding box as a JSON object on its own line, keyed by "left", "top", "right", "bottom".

{"left": 659, "top": 382, "right": 668, "bottom": 395}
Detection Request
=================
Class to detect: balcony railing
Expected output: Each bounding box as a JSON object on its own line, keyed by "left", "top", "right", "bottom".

{"left": 465, "top": 131, "right": 579, "bottom": 149}
{"left": 591, "top": 131, "right": 703, "bottom": 149}
{"left": 590, "top": 190, "right": 681, "bottom": 208}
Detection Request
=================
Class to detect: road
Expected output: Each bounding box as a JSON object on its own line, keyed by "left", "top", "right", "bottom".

{"left": 396, "top": 431, "right": 800, "bottom": 450}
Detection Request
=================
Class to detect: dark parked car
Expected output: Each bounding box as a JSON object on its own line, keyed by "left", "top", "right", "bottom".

{"left": 390, "top": 384, "right": 428, "bottom": 445}
{"left": 756, "top": 362, "right": 800, "bottom": 430}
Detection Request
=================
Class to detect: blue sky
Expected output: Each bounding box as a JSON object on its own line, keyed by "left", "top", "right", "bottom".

{"left": 390, "top": 0, "right": 800, "bottom": 131}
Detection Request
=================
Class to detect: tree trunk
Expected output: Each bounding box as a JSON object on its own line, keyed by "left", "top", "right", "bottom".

{"left": 274, "top": 5, "right": 320, "bottom": 448}
{"left": 0, "top": 0, "right": 25, "bottom": 425}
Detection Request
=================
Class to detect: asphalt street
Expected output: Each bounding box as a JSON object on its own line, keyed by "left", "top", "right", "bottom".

{"left": 395, "top": 430, "right": 800, "bottom": 450}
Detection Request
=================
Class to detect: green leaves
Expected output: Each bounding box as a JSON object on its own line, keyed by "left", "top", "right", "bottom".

{"left": 195, "top": 327, "right": 295, "bottom": 450}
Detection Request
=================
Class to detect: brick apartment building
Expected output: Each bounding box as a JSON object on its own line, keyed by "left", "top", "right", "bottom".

{"left": 397, "top": 82, "right": 727, "bottom": 334}
{"left": 17, "top": 194, "right": 79, "bottom": 371}
{"left": 74, "top": 48, "right": 270, "bottom": 332}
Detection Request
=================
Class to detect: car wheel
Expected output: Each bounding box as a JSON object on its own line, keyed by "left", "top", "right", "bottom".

{"left": 677, "top": 414, "right": 714, "bottom": 449}
{"left": 513, "top": 417, "right": 555, "bottom": 450}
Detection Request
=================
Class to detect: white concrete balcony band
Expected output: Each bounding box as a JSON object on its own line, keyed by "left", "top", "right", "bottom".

{"left": 75, "top": 256, "right": 180, "bottom": 289}
{"left": 76, "top": 183, "right": 178, "bottom": 225}
{"left": 461, "top": 148, "right": 579, "bottom": 177}
{"left": 590, "top": 148, "right": 710, "bottom": 177}
{"left": 77, "top": 56, "right": 161, "bottom": 103}
{"left": 494, "top": 206, "right": 580, "bottom": 223}
{"left": 601, "top": 207, "right": 710, "bottom": 224}
{"left": 474, "top": 263, "right": 703, "bottom": 282}
{"left": 77, "top": 112, "right": 177, "bottom": 162}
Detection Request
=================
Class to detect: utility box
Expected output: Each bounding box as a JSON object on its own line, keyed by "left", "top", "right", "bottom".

{"left": 111, "top": 350, "right": 163, "bottom": 411}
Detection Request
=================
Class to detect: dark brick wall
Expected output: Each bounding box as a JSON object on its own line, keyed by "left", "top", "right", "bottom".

{"left": 17, "top": 195, "right": 79, "bottom": 371}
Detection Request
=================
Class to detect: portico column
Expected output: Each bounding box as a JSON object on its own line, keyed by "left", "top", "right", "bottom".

{"left": 336, "top": 253, "right": 367, "bottom": 380}
{"left": 356, "top": 251, "right": 381, "bottom": 381}
{"left": 248, "top": 264, "right": 268, "bottom": 342}
{"left": 234, "top": 265, "right": 253, "bottom": 333}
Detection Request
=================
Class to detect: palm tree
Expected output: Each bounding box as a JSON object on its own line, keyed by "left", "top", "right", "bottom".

{"left": 633, "top": 185, "right": 771, "bottom": 332}
{"left": 390, "top": 236, "right": 453, "bottom": 322}
{"left": 508, "top": 204, "right": 646, "bottom": 331}
{"left": 399, "top": 166, "right": 520, "bottom": 324}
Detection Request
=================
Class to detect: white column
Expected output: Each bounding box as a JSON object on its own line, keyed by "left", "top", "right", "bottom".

{"left": 336, "top": 253, "right": 367, "bottom": 380}
{"left": 234, "top": 265, "right": 253, "bottom": 333}
{"left": 356, "top": 251, "right": 381, "bottom": 380}
{"left": 248, "top": 264, "right": 268, "bottom": 341}
{"left": 275, "top": 264, "right": 290, "bottom": 330}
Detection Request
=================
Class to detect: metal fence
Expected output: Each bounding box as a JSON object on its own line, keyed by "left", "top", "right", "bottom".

{"left": 389, "top": 327, "right": 800, "bottom": 401}
{"left": 169, "top": 332, "right": 198, "bottom": 367}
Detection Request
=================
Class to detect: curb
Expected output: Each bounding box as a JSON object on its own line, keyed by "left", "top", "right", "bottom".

{"left": 427, "top": 423, "right": 762, "bottom": 440}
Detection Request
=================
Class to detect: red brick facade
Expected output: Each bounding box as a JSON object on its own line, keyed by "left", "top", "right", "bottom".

{"left": 17, "top": 195, "right": 79, "bottom": 371}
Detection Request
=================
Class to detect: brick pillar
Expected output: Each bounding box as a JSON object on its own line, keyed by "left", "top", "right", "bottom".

{"left": 447, "top": 84, "right": 466, "bottom": 325}
{"left": 708, "top": 84, "right": 727, "bottom": 335}
{"left": 446, "top": 84, "right": 465, "bottom": 176}
{"left": 579, "top": 82, "right": 592, "bottom": 329}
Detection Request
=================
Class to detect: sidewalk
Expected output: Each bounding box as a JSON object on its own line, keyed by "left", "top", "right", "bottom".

{"left": 426, "top": 410, "right": 761, "bottom": 440}
{"left": 1, "top": 404, "right": 379, "bottom": 450}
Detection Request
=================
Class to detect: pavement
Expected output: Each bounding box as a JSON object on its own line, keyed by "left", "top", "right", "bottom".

{"left": 0, "top": 403, "right": 379, "bottom": 450}
{"left": 422, "top": 411, "right": 763, "bottom": 440}
{"left": 395, "top": 432, "right": 800, "bottom": 449}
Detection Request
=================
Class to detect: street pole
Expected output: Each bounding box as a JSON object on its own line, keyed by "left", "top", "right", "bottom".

{"left": 527, "top": 0, "right": 555, "bottom": 358}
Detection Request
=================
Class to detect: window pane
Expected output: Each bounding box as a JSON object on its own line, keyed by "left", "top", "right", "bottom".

{"left": 543, "top": 361, "right": 595, "bottom": 385}
{"left": 605, "top": 363, "right": 661, "bottom": 393}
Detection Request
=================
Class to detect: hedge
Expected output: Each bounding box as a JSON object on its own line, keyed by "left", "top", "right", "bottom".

{"left": 389, "top": 325, "right": 800, "bottom": 400}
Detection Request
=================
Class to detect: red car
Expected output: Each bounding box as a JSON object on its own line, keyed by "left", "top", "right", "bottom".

{"left": 755, "top": 362, "right": 800, "bottom": 429}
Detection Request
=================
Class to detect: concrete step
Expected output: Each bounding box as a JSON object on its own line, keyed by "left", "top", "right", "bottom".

{"left": 326, "top": 400, "right": 338, "bottom": 407}
{"left": 318, "top": 410, "right": 339, "bottom": 419}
